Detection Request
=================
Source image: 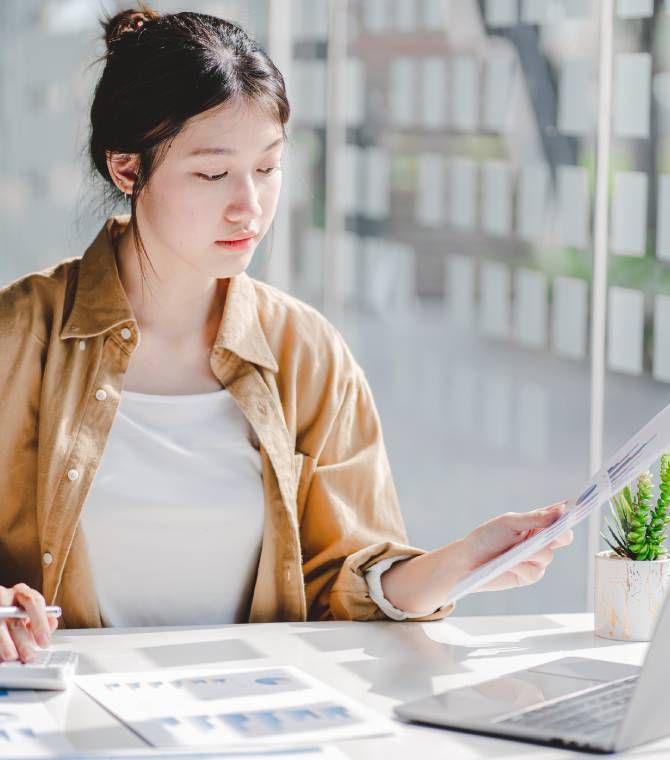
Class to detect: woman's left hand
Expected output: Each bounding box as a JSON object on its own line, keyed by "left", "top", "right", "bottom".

{"left": 464, "top": 501, "right": 574, "bottom": 592}
{"left": 380, "top": 500, "right": 574, "bottom": 615}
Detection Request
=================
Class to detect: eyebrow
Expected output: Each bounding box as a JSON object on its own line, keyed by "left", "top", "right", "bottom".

{"left": 188, "top": 137, "right": 284, "bottom": 157}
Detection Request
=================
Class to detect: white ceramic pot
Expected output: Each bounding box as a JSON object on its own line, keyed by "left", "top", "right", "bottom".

{"left": 594, "top": 550, "right": 670, "bottom": 641}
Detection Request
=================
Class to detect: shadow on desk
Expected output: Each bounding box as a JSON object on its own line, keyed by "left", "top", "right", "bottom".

{"left": 294, "top": 615, "right": 623, "bottom": 704}
{"left": 74, "top": 638, "right": 265, "bottom": 675}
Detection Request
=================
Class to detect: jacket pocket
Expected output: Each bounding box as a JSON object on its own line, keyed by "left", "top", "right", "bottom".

{"left": 294, "top": 451, "right": 316, "bottom": 526}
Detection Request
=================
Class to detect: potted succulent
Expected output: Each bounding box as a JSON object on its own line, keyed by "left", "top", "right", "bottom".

{"left": 595, "top": 454, "right": 670, "bottom": 641}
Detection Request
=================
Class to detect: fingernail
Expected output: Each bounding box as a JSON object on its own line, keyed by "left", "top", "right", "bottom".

{"left": 37, "top": 632, "right": 49, "bottom": 647}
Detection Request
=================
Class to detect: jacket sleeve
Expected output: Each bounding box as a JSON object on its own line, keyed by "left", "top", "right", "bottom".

{"left": 297, "top": 339, "right": 455, "bottom": 622}
{"left": 0, "top": 277, "right": 48, "bottom": 590}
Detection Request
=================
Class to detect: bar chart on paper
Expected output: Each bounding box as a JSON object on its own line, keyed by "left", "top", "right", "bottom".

{"left": 76, "top": 665, "right": 394, "bottom": 749}
{"left": 0, "top": 688, "right": 73, "bottom": 757}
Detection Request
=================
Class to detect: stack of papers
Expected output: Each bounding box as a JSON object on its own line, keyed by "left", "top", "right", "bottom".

{"left": 76, "top": 665, "right": 394, "bottom": 750}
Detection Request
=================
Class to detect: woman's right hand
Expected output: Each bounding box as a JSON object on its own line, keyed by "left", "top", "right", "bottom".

{"left": 0, "top": 584, "right": 59, "bottom": 662}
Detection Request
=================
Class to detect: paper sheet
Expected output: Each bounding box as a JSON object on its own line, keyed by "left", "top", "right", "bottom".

{"left": 50, "top": 748, "right": 346, "bottom": 760}
{"left": 445, "top": 402, "right": 670, "bottom": 604}
{"left": 76, "top": 666, "right": 394, "bottom": 750}
{"left": 0, "top": 688, "right": 73, "bottom": 757}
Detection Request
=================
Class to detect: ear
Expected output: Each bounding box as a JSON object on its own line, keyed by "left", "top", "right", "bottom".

{"left": 105, "top": 150, "right": 140, "bottom": 195}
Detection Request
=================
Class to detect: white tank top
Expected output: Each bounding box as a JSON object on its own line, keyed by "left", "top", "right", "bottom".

{"left": 78, "top": 387, "right": 265, "bottom": 627}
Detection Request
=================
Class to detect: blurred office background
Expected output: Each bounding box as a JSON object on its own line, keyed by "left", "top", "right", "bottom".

{"left": 1, "top": 0, "right": 669, "bottom": 615}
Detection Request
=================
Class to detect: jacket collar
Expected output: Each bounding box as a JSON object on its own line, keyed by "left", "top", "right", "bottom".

{"left": 60, "top": 214, "right": 279, "bottom": 373}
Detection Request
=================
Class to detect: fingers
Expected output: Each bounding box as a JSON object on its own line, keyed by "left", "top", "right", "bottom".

{"left": 6, "top": 620, "right": 38, "bottom": 663}
{"left": 0, "top": 584, "right": 53, "bottom": 662}
{"left": 0, "top": 623, "right": 19, "bottom": 661}
{"left": 474, "top": 523, "right": 572, "bottom": 594}
{"left": 526, "top": 547, "right": 555, "bottom": 567}
{"left": 475, "top": 561, "right": 546, "bottom": 592}
{"left": 511, "top": 560, "right": 547, "bottom": 586}
{"left": 548, "top": 529, "right": 574, "bottom": 550}
{"left": 503, "top": 501, "right": 568, "bottom": 533}
{"left": 27, "top": 615, "right": 59, "bottom": 642}
{"left": 12, "top": 584, "right": 51, "bottom": 647}
{"left": 0, "top": 587, "right": 19, "bottom": 661}
{"left": 475, "top": 570, "right": 521, "bottom": 592}
{"left": 514, "top": 544, "right": 560, "bottom": 586}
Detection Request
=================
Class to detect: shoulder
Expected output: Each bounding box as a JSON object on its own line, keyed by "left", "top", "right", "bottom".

{"left": 249, "top": 277, "right": 362, "bottom": 390}
{"left": 0, "top": 257, "right": 79, "bottom": 344}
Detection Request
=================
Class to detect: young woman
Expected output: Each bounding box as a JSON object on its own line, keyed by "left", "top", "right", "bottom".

{"left": 0, "top": 7, "right": 572, "bottom": 663}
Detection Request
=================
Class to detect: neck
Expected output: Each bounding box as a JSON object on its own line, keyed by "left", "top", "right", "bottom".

{"left": 113, "top": 220, "right": 229, "bottom": 342}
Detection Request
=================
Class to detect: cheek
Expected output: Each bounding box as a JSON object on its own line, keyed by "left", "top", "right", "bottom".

{"left": 154, "top": 178, "right": 221, "bottom": 230}
{"left": 261, "top": 177, "right": 282, "bottom": 220}
{"left": 143, "top": 180, "right": 220, "bottom": 252}
{"left": 144, "top": 175, "right": 196, "bottom": 220}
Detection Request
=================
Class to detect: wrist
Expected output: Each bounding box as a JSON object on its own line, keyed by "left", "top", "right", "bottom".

{"left": 379, "top": 539, "right": 478, "bottom": 614}
{"left": 433, "top": 537, "right": 477, "bottom": 579}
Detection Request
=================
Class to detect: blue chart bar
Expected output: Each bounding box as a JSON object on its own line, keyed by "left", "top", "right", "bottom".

{"left": 290, "top": 709, "right": 319, "bottom": 722}
{"left": 221, "top": 701, "right": 360, "bottom": 738}
{"left": 323, "top": 706, "right": 350, "bottom": 720}
{"left": 188, "top": 716, "right": 217, "bottom": 733}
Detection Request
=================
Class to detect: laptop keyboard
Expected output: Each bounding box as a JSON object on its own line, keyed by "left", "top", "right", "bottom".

{"left": 494, "top": 676, "right": 638, "bottom": 739}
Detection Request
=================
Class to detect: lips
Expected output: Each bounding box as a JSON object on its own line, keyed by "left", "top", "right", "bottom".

{"left": 218, "top": 234, "right": 257, "bottom": 242}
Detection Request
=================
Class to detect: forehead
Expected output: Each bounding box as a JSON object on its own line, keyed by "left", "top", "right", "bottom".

{"left": 176, "top": 99, "right": 284, "bottom": 156}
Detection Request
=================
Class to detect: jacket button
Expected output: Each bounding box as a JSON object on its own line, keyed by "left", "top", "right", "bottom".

{"left": 67, "top": 468, "right": 79, "bottom": 481}
{"left": 95, "top": 388, "right": 108, "bottom": 401}
{"left": 78, "top": 340, "right": 86, "bottom": 351}
{"left": 42, "top": 552, "right": 53, "bottom": 566}
{"left": 120, "top": 328, "right": 132, "bottom": 340}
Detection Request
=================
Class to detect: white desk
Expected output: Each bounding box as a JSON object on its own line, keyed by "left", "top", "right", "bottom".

{"left": 41, "top": 613, "right": 664, "bottom": 758}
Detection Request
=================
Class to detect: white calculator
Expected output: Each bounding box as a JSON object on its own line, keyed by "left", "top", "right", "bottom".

{"left": 0, "top": 649, "right": 78, "bottom": 690}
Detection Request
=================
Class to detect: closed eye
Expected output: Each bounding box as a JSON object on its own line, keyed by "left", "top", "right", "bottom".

{"left": 198, "top": 172, "right": 227, "bottom": 181}
{"left": 197, "top": 167, "right": 281, "bottom": 182}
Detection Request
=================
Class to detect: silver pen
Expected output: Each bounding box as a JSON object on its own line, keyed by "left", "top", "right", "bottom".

{"left": 0, "top": 605, "right": 62, "bottom": 621}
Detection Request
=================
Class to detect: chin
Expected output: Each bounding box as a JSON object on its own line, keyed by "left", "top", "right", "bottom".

{"left": 212, "top": 256, "right": 255, "bottom": 279}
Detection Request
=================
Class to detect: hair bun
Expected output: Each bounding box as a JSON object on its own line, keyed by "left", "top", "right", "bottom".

{"left": 104, "top": 6, "right": 161, "bottom": 52}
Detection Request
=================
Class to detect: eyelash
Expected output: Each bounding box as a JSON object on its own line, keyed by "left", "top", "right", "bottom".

{"left": 198, "top": 167, "right": 281, "bottom": 182}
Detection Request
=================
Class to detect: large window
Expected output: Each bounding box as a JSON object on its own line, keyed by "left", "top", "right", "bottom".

{"left": 2, "top": 0, "right": 668, "bottom": 615}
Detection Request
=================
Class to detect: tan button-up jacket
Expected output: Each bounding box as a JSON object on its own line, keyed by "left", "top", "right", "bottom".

{"left": 0, "top": 215, "right": 454, "bottom": 628}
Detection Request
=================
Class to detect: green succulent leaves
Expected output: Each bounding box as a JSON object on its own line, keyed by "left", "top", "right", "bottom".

{"left": 601, "top": 454, "right": 670, "bottom": 561}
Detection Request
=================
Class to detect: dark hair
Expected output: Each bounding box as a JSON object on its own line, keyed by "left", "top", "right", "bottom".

{"left": 88, "top": 3, "right": 290, "bottom": 289}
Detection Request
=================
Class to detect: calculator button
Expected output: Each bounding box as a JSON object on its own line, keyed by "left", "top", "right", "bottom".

{"left": 51, "top": 652, "right": 72, "bottom": 664}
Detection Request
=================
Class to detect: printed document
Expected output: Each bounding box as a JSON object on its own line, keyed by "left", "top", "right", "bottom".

{"left": 445, "top": 402, "right": 670, "bottom": 604}
{"left": 51, "top": 748, "right": 347, "bottom": 760}
{"left": 0, "top": 687, "right": 73, "bottom": 756}
{"left": 76, "top": 665, "right": 394, "bottom": 749}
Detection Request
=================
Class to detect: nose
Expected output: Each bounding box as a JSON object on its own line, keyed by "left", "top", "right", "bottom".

{"left": 224, "top": 174, "right": 263, "bottom": 228}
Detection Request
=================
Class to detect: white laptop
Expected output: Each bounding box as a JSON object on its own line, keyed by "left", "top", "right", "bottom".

{"left": 395, "top": 591, "right": 670, "bottom": 753}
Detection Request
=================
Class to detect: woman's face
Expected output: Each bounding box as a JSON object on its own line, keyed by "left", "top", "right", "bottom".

{"left": 129, "top": 98, "right": 284, "bottom": 280}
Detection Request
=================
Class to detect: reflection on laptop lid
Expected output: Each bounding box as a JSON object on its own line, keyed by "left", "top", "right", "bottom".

{"left": 395, "top": 586, "right": 670, "bottom": 753}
